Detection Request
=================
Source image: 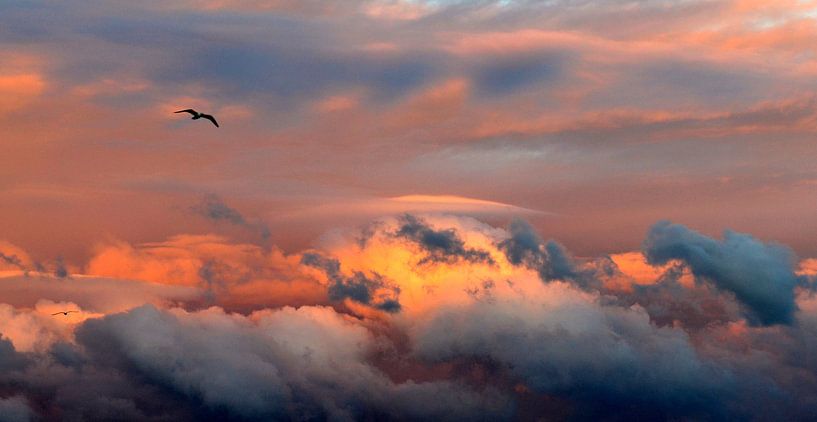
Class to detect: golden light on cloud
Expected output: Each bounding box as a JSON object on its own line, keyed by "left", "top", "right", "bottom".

{"left": 2, "top": 0, "right": 817, "bottom": 419}
{"left": 273, "top": 194, "right": 546, "bottom": 224}
{"left": 0, "top": 73, "right": 45, "bottom": 114}
{"left": 389, "top": 194, "right": 542, "bottom": 213}
{"left": 364, "top": 0, "right": 432, "bottom": 20}
{"left": 314, "top": 94, "right": 360, "bottom": 113}
{"left": 609, "top": 251, "right": 695, "bottom": 291}
{"left": 798, "top": 258, "right": 817, "bottom": 276}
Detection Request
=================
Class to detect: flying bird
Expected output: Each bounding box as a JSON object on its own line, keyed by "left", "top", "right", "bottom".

{"left": 51, "top": 310, "right": 79, "bottom": 316}
{"left": 174, "top": 109, "right": 219, "bottom": 127}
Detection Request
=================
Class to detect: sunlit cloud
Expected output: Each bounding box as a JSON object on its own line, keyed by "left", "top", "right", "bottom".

{"left": 1, "top": 0, "right": 817, "bottom": 418}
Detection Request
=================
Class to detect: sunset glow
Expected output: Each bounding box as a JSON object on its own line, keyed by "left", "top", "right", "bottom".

{"left": 1, "top": 1, "right": 816, "bottom": 420}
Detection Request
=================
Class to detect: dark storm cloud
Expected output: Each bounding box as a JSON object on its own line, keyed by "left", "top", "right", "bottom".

{"left": 394, "top": 214, "right": 494, "bottom": 265}
{"left": 301, "top": 252, "right": 401, "bottom": 312}
{"left": 643, "top": 221, "right": 800, "bottom": 326}
{"left": 498, "top": 218, "right": 597, "bottom": 289}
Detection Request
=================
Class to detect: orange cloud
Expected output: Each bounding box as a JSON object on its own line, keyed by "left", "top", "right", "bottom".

{"left": 86, "top": 234, "right": 326, "bottom": 311}
{"left": 0, "top": 241, "right": 33, "bottom": 272}
{"left": 0, "top": 273, "right": 201, "bottom": 314}
{"left": 0, "top": 73, "right": 45, "bottom": 114}
{"left": 364, "top": 0, "right": 432, "bottom": 20}
{"left": 314, "top": 94, "right": 360, "bottom": 113}
{"left": 385, "top": 78, "right": 470, "bottom": 130}
{"left": 608, "top": 251, "right": 694, "bottom": 292}
{"left": 798, "top": 258, "right": 817, "bottom": 276}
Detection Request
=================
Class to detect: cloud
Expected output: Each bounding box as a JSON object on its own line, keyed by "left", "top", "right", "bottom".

{"left": 0, "top": 253, "right": 26, "bottom": 272}
{"left": 190, "top": 194, "right": 271, "bottom": 239}
{"left": 472, "top": 52, "right": 564, "bottom": 96}
{"left": 272, "top": 195, "right": 545, "bottom": 231}
{"left": 409, "top": 281, "right": 736, "bottom": 419}
{"left": 0, "top": 304, "right": 509, "bottom": 420}
{"left": 1, "top": 216, "right": 817, "bottom": 419}
{"left": 0, "top": 396, "right": 33, "bottom": 422}
{"left": 642, "top": 221, "right": 799, "bottom": 326}
{"left": 0, "top": 72, "right": 45, "bottom": 115}
{"left": 0, "top": 242, "right": 32, "bottom": 273}
{"left": 191, "top": 194, "right": 248, "bottom": 226}
{"left": 498, "top": 218, "right": 597, "bottom": 289}
{"left": 0, "top": 273, "right": 202, "bottom": 314}
{"left": 393, "top": 214, "right": 495, "bottom": 265}
{"left": 301, "top": 252, "right": 401, "bottom": 312}
{"left": 86, "top": 235, "right": 327, "bottom": 311}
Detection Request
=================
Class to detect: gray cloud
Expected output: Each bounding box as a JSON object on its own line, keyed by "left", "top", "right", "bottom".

{"left": 395, "top": 214, "right": 494, "bottom": 265}
{"left": 0, "top": 396, "right": 32, "bottom": 422}
{"left": 471, "top": 51, "right": 565, "bottom": 97}
{"left": 410, "top": 286, "right": 737, "bottom": 420}
{"left": 599, "top": 261, "right": 744, "bottom": 330}
{"left": 191, "top": 194, "right": 271, "bottom": 239}
{"left": 192, "top": 194, "right": 248, "bottom": 226}
{"left": 0, "top": 305, "right": 509, "bottom": 420}
{"left": 0, "top": 253, "right": 26, "bottom": 272}
{"left": 498, "top": 218, "right": 597, "bottom": 289}
{"left": 301, "top": 252, "right": 401, "bottom": 312}
{"left": 1, "top": 218, "right": 817, "bottom": 420}
{"left": 643, "top": 221, "right": 799, "bottom": 326}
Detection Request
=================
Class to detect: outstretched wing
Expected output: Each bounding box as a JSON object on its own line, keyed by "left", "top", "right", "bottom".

{"left": 51, "top": 312, "right": 62, "bottom": 316}
{"left": 201, "top": 114, "right": 219, "bottom": 127}
{"left": 175, "top": 109, "right": 198, "bottom": 116}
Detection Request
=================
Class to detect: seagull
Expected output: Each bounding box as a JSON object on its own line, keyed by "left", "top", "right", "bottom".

{"left": 51, "top": 311, "right": 79, "bottom": 316}
{"left": 174, "top": 109, "right": 219, "bottom": 127}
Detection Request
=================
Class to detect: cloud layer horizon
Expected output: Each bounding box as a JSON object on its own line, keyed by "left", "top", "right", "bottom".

{"left": 1, "top": 214, "right": 815, "bottom": 420}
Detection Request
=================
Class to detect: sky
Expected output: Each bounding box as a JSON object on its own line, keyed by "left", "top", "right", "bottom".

{"left": 1, "top": 0, "right": 817, "bottom": 420}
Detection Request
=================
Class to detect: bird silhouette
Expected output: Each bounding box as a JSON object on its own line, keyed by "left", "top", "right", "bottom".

{"left": 175, "top": 109, "right": 219, "bottom": 127}
{"left": 51, "top": 310, "right": 79, "bottom": 316}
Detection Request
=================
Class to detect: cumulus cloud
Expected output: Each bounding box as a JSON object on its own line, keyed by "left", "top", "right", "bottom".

{"left": 498, "top": 218, "right": 597, "bottom": 289}
{"left": 0, "top": 304, "right": 509, "bottom": 420}
{"left": 409, "top": 282, "right": 736, "bottom": 419}
{"left": 643, "top": 221, "right": 799, "bottom": 325}
{"left": 1, "top": 215, "right": 816, "bottom": 420}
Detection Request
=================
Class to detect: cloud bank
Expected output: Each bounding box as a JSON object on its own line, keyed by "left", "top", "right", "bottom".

{"left": 1, "top": 215, "right": 816, "bottom": 420}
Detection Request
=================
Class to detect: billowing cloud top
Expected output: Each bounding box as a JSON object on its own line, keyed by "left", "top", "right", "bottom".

{"left": 1, "top": 215, "right": 817, "bottom": 420}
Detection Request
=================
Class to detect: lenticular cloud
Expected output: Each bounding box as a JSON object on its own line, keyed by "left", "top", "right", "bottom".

{"left": 0, "top": 215, "right": 816, "bottom": 420}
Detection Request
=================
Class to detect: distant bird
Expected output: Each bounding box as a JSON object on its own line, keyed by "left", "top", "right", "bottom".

{"left": 51, "top": 311, "right": 79, "bottom": 316}
{"left": 174, "top": 109, "right": 219, "bottom": 127}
